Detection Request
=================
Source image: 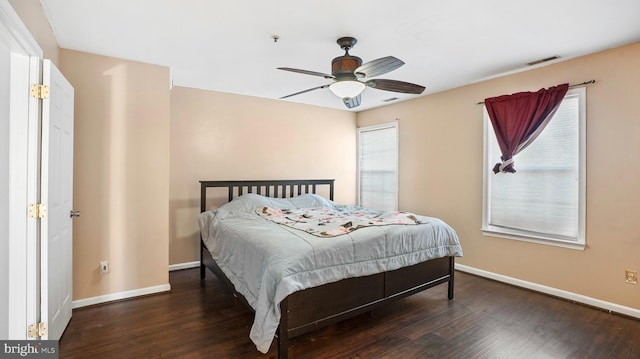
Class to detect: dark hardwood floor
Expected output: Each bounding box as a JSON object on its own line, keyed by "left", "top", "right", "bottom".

{"left": 60, "top": 268, "right": 640, "bottom": 358}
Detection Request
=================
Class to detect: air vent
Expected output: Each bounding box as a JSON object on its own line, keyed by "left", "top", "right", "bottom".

{"left": 527, "top": 56, "right": 560, "bottom": 66}
{"left": 383, "top": 97, "right": 399, "bottom": 102}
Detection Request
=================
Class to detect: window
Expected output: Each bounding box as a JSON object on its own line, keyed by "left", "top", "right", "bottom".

{"left": 482, "top": 88, "right": 586, "bottom": 249}
{"left": 357, "top": 123, "right": 398, "bottom": 210}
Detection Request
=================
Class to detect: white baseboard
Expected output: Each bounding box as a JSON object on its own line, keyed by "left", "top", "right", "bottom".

{"left": 455, "top": 264, "right": 640, "bottom": 319}
{"left": 168, "top": 261, "right": 200, "bottom": 271}
{"left": 72, "top": 284, "right": 171, "bottom": 309}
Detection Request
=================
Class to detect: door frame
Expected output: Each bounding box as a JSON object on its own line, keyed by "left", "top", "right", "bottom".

{"left": 0, "top": 0, "right": 43, "bottom": 339}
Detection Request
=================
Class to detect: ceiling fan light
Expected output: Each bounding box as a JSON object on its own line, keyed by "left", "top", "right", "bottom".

{"left": 329, "top": 81, "right": 365, "bottom": 99}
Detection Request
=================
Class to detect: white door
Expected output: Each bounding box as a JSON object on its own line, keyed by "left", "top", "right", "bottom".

{"left": 40, "top": 59, "right": 74, "bottom": 340}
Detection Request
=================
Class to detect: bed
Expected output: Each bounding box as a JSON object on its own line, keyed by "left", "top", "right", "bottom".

{"left": 198, "top": 179, "right": 462, "bottom": 358}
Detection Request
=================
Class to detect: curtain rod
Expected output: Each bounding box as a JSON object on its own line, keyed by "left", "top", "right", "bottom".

{"left": 475, "top": 80, "right": 596, "bottom": 105}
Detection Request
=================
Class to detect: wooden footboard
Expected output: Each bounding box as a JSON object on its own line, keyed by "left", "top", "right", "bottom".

{"left": 277, "top": 256, "right": 454, "bottom": 358}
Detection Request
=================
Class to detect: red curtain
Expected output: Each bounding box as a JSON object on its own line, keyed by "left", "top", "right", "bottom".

{"left": 485, "top": 83, "right": 569, "bottom": 173}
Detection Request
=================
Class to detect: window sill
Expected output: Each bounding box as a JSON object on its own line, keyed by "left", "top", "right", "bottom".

{"left": 481, "top": 227, "right": 586, "bottom": 251}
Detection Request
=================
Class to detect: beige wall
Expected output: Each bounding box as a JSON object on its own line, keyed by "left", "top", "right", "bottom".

{"left": 9, "top": 0, "right": 59, "bottom": 65}
{"left": 59, "top": 49, "right": 171, "bottom": 300}
{"left": 169, "top": 87, "right": 356, "bottom": 264}
{"left": 358, "top": 41, "right": 640, "bottom": 310}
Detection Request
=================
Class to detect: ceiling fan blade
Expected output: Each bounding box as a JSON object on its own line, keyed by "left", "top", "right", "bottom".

{"left": 366, "top": 79, "right": 425, "bottom": 94}
{"left": 280, "top": 84, "right": 331, "bottom": 99}
{"left": 343, "top": 95, "right": 361, "bottom": 109}
{"left": 354, "top": 56, "right": 404, "bottom": 78}
{"left": 277, "top": 67, "right": 334, "bottom": 79}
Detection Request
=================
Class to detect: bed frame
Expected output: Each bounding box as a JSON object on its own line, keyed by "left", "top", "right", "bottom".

{"left": 199, "top": 179, "right": 455, "bottom": 359}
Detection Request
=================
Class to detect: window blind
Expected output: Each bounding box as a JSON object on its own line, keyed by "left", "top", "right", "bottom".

{"left": 487, "top": 94, "right": 580, "bottom": 239}
{"left": 358, "top": 124, "right": 398, "bottom": 211}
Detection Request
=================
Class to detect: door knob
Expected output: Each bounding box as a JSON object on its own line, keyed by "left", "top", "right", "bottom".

{"left": 70, "top": 210, "right": 81, "bottom": 218}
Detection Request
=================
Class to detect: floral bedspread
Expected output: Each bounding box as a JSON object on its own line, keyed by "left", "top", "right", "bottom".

{"left": 256, "top": 205, "right": 426, "bottom": 237}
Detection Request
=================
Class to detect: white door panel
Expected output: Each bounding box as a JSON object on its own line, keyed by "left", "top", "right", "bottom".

{"left": 41, "top": 59, "right": 74, "bottom": 340}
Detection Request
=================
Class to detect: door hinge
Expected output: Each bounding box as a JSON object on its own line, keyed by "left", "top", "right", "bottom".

{"left": 30, "top": 84, "right": 49, "bottom": 99}
{"left": 27, "top": 322, "right": 47, "bottom": 338}
{"left": 28, "top": 203, "right": 47, "bottom": 218}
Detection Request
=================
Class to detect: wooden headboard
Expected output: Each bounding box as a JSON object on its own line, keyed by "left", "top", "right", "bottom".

{"left": 199, "top": 179, "right": 335, "bottom": 213}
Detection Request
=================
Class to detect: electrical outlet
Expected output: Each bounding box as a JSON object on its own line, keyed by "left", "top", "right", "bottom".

{"left": 625, "top": 270, "right": 637, "bottom": 284}
{"left": 100, "top": 261, "right": 110, "bottom": 274}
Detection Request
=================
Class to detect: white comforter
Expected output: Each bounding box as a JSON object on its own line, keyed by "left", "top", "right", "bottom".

{"left": 198, "top": 194, "right": 463, "bottom": 353}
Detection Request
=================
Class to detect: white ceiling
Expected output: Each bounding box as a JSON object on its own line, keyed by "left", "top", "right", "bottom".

{"left": 40, "top": 0, "right": 640, "bottom": 112}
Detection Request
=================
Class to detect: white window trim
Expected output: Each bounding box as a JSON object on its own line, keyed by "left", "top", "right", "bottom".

{"left": 481, "top": 87, "right": 587, "bottom": 250}
{"left": 357, "top": 122, "right": 399, "bottom": 210}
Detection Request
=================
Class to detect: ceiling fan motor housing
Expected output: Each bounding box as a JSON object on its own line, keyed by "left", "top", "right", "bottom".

{"left": 332, "top": 55, "right": 362, "bottom": 81}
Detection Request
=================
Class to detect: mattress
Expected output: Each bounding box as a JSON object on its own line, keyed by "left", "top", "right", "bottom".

{"left": 198, "top": 193, "right": 463, "bottom": 353}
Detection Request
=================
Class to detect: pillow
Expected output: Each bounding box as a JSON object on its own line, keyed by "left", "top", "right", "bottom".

{"left": 287, "top": 193, "right": 335, "bottom": 209}
{"left": 215, "top": 193, "right": 334, "bottom": 219}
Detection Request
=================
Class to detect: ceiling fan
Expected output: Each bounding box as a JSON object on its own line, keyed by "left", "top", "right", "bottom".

{"left": 278, "top": 37, "right": 426, "bottom": 109}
